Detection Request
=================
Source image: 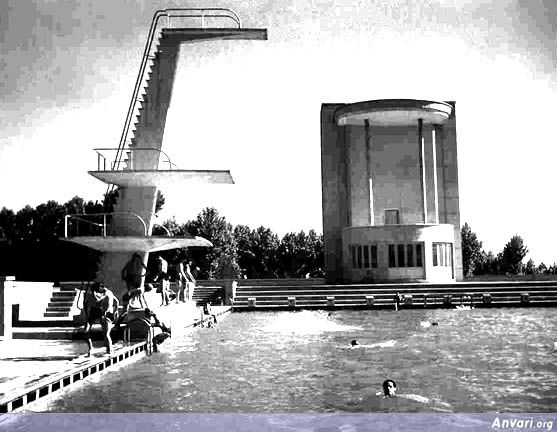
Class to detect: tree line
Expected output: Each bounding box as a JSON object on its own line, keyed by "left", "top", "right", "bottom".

{"left": 461, "top": 223, "right": 555, "bottom": 277}
{"left": 0, "top": 194, "right": 324, "bottom": 282}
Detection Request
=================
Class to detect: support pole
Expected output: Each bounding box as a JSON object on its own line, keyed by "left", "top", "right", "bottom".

{"left": 432, "top": 125, "right": 440, "bottom": 224}
{"left": 364, "top": 119, "right": 374, "bottom": 225}
{"left": 418, "top": 119, "right": 427, "bottom": 223}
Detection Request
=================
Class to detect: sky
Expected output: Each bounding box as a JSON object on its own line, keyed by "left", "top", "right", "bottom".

{"left": 1, "top": 0, "right": 556, "bottom": 263}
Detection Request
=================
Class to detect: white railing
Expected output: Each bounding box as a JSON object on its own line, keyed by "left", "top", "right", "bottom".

{"left": 64, "top": 212, "right": 148, "bottom": 237}
{"left": 94, "top": 147, "right": 177, "bottom": 171}
{"left": 109, "top": 8, "right": 243, "bottom": 193}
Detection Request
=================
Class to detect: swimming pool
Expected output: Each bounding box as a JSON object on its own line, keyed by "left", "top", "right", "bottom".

{"left": 22, "top": 307, "right": 557, "bottom": 412}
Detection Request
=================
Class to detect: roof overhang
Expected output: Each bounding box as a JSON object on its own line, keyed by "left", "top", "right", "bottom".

{"left": 335, "top": 99, "right": 453, "bottom": 127}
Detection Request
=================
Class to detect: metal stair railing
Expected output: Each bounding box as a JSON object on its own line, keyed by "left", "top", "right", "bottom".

{"left": 94, "top": 147, "right": 178, "bottom": 171}
{"left": 64, "top": 212, "right": 148, "bottom": 237}
{"left": 108, "top": 8, "right": 242, "bottom": 195}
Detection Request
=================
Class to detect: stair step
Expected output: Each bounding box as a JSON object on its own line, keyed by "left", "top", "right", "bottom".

{"left": 44, "top": 312, "right": 71, "bottom": 317}
{"left": 52, "top": 292, "right": 76, "bottom": 298}
{"left": 49, "top": 296, "right": 76, "bottom": 302}
{"left": 46, "top": 306, "right": 73, "bottom": 312}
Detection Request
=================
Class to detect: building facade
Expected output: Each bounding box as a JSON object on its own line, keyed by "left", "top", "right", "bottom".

{"left": 321, "top": 99, "right": 462, "bottom": 283}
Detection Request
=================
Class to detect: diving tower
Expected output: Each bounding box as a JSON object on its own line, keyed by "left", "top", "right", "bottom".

{"left": 61, "top": 8, "right": 267, "bottom": 298}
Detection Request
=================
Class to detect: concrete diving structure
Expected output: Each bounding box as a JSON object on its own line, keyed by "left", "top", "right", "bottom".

{"left": 60, "top": 8, "right": 267, "bottom": 300}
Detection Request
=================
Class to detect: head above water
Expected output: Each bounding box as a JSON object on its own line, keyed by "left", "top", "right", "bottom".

{"left": 350, "top": 340, "right": 360, "bottom": 346}
{"left": 382, "top": 379, "right": 397, "bottom": 397}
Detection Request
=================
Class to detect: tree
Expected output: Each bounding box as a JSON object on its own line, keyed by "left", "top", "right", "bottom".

{"left": 461, "top": 223, "right": 483, "bottom": 277}
{"left": 186, "top": 207, "right": 240, "bottom": 279}
{"left": 524, "top": 258, "right": 537, "bottom": 275}
{"left": 475, "top": 250, "right": 499, "bottom": 275}
{"left": 538, "top": 262, "right": 548, "bottom": 274}
{"left": 277, "top": 230, "right": 324, "bottom": 278}
{"left": 234, "top": 224, "right": 257, "bottom": 278}
{"left": 499, "top": 235, "right": 528, "bottom": 275}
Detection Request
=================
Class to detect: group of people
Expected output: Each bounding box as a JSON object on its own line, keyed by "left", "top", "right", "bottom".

{"left": 82, "top": 252, "right": 197, "bottom": 356}
{"left": 120, "top": 253, "right": 197, "bottom": 307}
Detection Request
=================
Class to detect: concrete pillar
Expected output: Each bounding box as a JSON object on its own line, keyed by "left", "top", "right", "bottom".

{"left": 321, "top": 104, "right": 350, "bottom": 283}
{"left": 432, "top": 125, "right": 440, "bottom": 224}
{"left": 223, "top": 280, "right": 237, "bottom": 305}
{"left": 418, "top": 119, "right": 427, "bottom": 223}
{"left": 364, "top": 120, "right": 374, "bottom": 225}
{"left": 0, "top": 276, "right": 15, "bottom": 340}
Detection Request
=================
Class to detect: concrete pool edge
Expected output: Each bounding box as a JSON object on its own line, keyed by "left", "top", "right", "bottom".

{"left": 0, "top": 341, "right": 149, "bottom": 413}
{"left": 1, "top": 306, "right": 232, "bottom": 413}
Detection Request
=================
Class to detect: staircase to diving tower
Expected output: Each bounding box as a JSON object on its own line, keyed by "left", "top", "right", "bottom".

{"left": 61, "top": 8, "right": 267, "bottom": 299}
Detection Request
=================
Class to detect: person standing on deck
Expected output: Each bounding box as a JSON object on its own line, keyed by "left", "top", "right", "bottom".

{"left": 175, "top": 259, "right": 187, "bottom": 303}
{"left": 121, "top": 253, "right": 147, "bottom": 291}
{"left": 153, "top": 255, "right": 170, "bottom": 306}
{"left": 394, "top": 291, "right": 404, "bottom": 311}
{"left": 184, "top": 260, "right": 196, "bottom": 301}
{"left": 83, "top": 282, "right": 119, "bottom": 356}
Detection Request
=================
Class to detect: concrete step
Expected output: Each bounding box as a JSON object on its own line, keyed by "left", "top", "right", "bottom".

{"left": 45, "top": 307, "right": 73, "bottom": 313}
{"left": 236, "top": 286, "right": 557, "bottom": 294}
{"left": 48, "top": 302, "right": 75, "bottom": 309}
{"left": 52, "top": 292, "right": 76, "bottom": 298}
{"left": 44, "top": 312, "right": 71, "bottom": 318}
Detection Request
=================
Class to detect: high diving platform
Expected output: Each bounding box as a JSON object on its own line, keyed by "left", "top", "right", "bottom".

{"left": 57, "top": 7, "right": 267, "bottom": 296}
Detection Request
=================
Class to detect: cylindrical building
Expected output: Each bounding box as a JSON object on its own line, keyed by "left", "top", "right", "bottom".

{"left": 320, "top": 99, "right": 462, "bottom": 283}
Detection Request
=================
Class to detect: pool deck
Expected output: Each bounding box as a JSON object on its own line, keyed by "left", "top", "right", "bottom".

{"left": 0, "top": 306, "right": 231, "bottom": 413}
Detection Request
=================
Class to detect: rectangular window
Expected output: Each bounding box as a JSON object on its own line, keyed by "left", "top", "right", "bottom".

{"left": 388, "top": 244, "right": 396, "bottom": 268}
{"left": 371, "top": 245, "right": 378, "bottom": 268}
{"left": 351, "top": 245, "right": 357, "bottom": 268}
{"left": 433, "top": 243, "right": 453, "bottom": 267}
{"left": 397, "top": 244, "right": 405, "bottom": 267}
{"left": 357, "top": 246, "right": 363, "bottom": 269}
{"left": 416, "top": 243, "right": 423, "bottom": 267}
{"left": 363, "top": 245, "right": 370, "bottom": 268}
{"left": 406, "top": 244, "right": 414, "bottom": 267}
{"left": 385, "top": 209, "right": 400, "bottom": 225}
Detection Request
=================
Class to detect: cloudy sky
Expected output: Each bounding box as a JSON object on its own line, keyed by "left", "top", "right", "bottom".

{"left": 1, "top": 0, "right": 556, "bottom": 263}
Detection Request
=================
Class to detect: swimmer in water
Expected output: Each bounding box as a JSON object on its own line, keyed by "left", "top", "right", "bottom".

{"left": 382, "top": 379, "right": 397, "bottom": 397}
{"left": 351, "top": 339, "right": 361, "bottom": 348}
{"left": 376, "top": 379, "right": 430, "bottom": 403}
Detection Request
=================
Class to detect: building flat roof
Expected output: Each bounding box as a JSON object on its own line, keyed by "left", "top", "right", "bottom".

{"left": 334, "top": 99, "right": 453, "bottom": 127}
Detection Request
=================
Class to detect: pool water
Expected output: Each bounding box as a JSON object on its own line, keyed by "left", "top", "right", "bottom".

{"left": 25, "top": 308, "right": 557, "bottom": 412}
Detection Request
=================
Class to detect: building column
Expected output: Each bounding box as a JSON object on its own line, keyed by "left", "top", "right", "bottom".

{"left": 418, "top": 119, "right": 427, "bottom": 223}
{"left": 0, "top": 276, "right": 15, "bottom": 340}
{"left": 364, "top": 119, "right": 374, "bottom": 225}
{"left": 432, "top": 125, "right": 440, "bottom": 224}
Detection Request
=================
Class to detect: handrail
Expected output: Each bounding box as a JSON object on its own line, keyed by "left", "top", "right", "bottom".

{"left": 153, "top": 224, "right": 171, "bottom": 236}
{"left": 94, "top": 147, "right": 178, "bottom": 171}
{"left": 109, "top": 8, "right": 243, "bottom": 196}
{"left": 65, "top": 212, "right": 149, "bottom": 237}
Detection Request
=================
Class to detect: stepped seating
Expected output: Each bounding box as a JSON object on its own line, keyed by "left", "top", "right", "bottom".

{"left": 192, "top": 285, "right": 224, "bottom": 307}
{"left": 232, "top": 281, "right": 557, "bottom": 311}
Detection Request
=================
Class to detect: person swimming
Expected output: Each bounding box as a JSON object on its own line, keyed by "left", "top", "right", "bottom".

{"left": 376, "top": 379, "right": 430, "bottom": 403}
{"left": 350, "top": 339, "right": 361, "bottom": 348}
{"left": 382, "top": 379, "right": 397, "bottom": 397}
